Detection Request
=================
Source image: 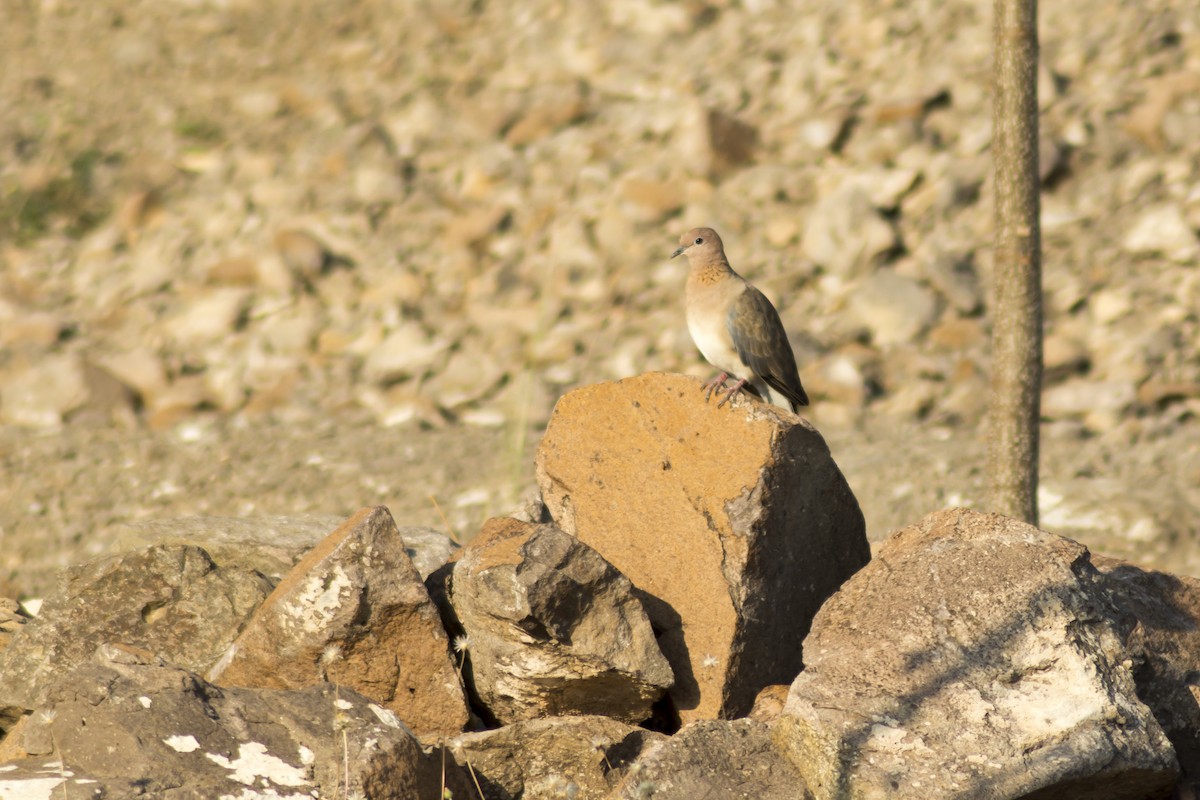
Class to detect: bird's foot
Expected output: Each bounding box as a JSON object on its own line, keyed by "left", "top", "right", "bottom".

{"left": 702, "top": 372, "right": 730, "bottom": 403}
{"left": 715, "top": 378, "right": 749, "bottom": 409}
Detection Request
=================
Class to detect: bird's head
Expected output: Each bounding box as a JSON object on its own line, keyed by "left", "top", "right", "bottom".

{"left": 670, "top": 227, "right": 724, "bottom": 261}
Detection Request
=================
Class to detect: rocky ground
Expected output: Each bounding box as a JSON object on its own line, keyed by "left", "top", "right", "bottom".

{"left": 1, "top": 0, "right": 1198, "bottom": 599}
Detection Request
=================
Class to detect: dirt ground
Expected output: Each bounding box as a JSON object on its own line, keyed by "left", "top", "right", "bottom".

{"left": 2, "top": 0, "right": 1198, "bottom": 599}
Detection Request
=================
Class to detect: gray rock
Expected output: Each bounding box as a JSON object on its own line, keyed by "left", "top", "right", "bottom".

{"left": 0, "top": 353, "right": 90, "bottom": 430}
{"left": 920, "top": 250, "right": 982, "bottom": 313}
{"left": 616, "top": 719, "right": 811, "bottom": 799}
{"left": 207, "top": 506, "right": 468, "bottom": 736}
{"left": 1123, "top": 204, "right": 1198, "bottom": 262}
{"left": 0, "top": 545, "right": 272, "bottom": 711}
{"left": 0, "top": 647, "right": 462, "bottom": 799}
{"left": 1095, "top": 555, "right": 1200, "bottom": 786}
{"left": 113, "top": 514, "right": 456, "bottom": 581}
{"left": 846, "top": 271, "right": 940, "bottom": 346}
{"left": 361, "top": 323, "right": 452, "bottom": 385}
{"left": 776, "top": 508, "right": 1179, "bottom": 800}
{"left": 1043, "top": 378, "right": 1137, "bottom": 417}
{"left": 449, "top": 715, "right": 663, "bottom": 800}
{"left": 451, "top": 518, "right": 672, "bottom": 724}
{"left": 801, "top": 180, "right": 898, "bottom": 278}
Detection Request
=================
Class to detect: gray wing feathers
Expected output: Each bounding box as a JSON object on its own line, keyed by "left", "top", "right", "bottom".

{"left": 727, "top": 287, "right": 809, "bottom": 410}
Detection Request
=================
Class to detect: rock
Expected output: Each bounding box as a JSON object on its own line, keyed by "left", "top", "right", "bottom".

{"left": 0, "top": 649, "right": 461, "bottom": 798}
{"left": 0, "top": 297, "right": 64, "bottom": 348}
{"left": 0, "top": 545, "right": 271, "bottom": 711}
{"left": 536, "top": 373, "right": 869, "bottom": 723}
{"left": 163, "top": 287, "right": 252, "bottom": 345}
{"left": 450, "top": 519, "right": 672, "bottom": 724}
{"left": 1043, "top": 378, "right": 1136, "bottom": 418}
{"left": 112, "top": 514, "right": 342, "bottom": 580}
{"left": 448, "top": 715, "right": 663, "bottom": 800}
{"left": 620, "top": 177, "right": 685, "bottom": 220}
{"left": 801, "top": 180, "right": 898, "bottom": 278}
{"left": 112, "top": 514, "right": 455, "bottom": 582}
{"left": 1123, "top": 204, "right": 1198, "bottom": 262}
{"left": 504, "top": 84, "right": 588, "bottom": 147}
{"left": 94, "top": 347, "right": 169, "bottom": 405}
{"left": 706, "top": 109, "right": 760, "bottom": 175}
{"left": 749, "top": 683, "right": 790, "bottom": 723}
{"left": 0, "top": 353, "right": 90, "bottom": 430}
{"left": 1095, "top": 556, "right": 1200, "bottom": 785}
{"left": 616, "top": 719, "right": 811, "bottom": 800}
{"left": 775, "top": 508, "right": 1179, "bottom": 800}
{"left": 1043, "top": 331, "right": 1090, "bottom": 381}
{"left": 845, "top": 271, "right": 939, "bottom": 346}
{"left": 920, "top": 250, "right": 982, "bottom": 313}
{"left": 207, "top": 506, "right": 468, "bottom": 737}
{"left": 204, "top": 255, "right": 261, "bottom": 286}
{"left": 0, "top": 598, "right": 27, "bottom": 653}
{"left": 360, "top": 322, "right": 452, "bottom": 385}
{"left": 275, "top": 228, "right": 332, "bottom": 286}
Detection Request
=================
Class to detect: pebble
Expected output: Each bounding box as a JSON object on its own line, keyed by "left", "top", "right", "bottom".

{"left": 801, "top": 181, "right": 898, "bottom": 278}
{"left": 361, "top": 323, "right": 451, "bottom": 385}
{"left": 0, "top": 354, "right": 89, "bottom": 429}
{"left": 846, "top": 271, "right": 939, "bottom": 347}
{"left": 1123, "top": 204, "right": 1198, "bottom": 262}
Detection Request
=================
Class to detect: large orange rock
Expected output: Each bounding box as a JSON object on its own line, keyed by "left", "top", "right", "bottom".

{"left": 535, "top": 373, "right": 869, "bottom": 722}
{"left": 207, "top": 506, "right": 468, "bottom": 736}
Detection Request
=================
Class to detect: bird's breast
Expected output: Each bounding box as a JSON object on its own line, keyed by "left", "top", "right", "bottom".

{"left": 686, "top": 296, "right": 743, "bottom": 375}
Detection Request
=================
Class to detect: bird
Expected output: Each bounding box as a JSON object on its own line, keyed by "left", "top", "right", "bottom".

{"left": 671, "top": 227, "right": 809, "bottom": 412}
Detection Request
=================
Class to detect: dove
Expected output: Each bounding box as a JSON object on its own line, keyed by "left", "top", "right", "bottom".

{"left": 671, "top": 227, "right": 809, "bottom": 412}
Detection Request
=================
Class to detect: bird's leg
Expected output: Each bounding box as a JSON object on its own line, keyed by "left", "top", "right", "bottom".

{"left": 702, "top": 372, "right": 730, "bottom": 402}
{"left": 715, "top": 378, "right": 750, "bottom": 409}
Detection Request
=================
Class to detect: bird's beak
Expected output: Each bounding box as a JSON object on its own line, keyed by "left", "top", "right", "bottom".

{"left": 670, "top": 245, "right": 687, "bottom": 259}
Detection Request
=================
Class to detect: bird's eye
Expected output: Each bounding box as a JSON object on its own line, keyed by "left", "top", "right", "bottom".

{"left": 694, "top": 237, "right": 704, "bottom": 245}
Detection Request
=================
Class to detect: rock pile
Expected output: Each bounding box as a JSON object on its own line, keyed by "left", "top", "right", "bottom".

{"left": 1, "top": 375, "right": 1199, "bottom": 799}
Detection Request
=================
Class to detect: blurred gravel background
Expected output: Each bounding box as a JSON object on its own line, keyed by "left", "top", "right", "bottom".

{"left": 1, "top": 0, "right": 1198, "bottom": 597}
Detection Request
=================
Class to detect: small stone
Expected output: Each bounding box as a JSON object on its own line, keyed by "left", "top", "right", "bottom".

{"left": 1091, "top": 288, "right": 1133, "bottom": 325}
{"left": 928, "top": 317, "right": 985, "bottom": 350}
{"left": 802, "top": 181, "right": 897, "bottom": 278}
{"left": 274, "top": 228, "right": 329, "bottom": 284}
{"left": 1043, "top": 333, "right": 1090, "bottom": 380}
{"left": 706, "top": 109, "right": 759, "bottom": 175}
{"left": 620, "top": 177, "right": 685, "bottom": 219}
{"left": 799, "top": 115, "right": 848, "bottom": 150}
{"left": 0, "top": 298, "right": 64, "bottom": 348}
{"left": 205, "top": 256, "right": 261, "bottom": 286}
{"left": 0, "top": 354, "right": 89, "bottom": 430}
{"left": 920, "top": 251, "right": 981, "bottom": 313}
{"left": 504, "top": 85, "right": 587, "bottom": 146}
{"left": 164, "top": 288, "right": 251, "bottom": 345}
{"left": 443, "top": 206, "right": 508, "bottom": 249}
{"left": 233, "top": 88, "right": 283, "bottom": 120}
{"left": 1123, "top": 204, "right": 1198, "bottom": 262}
{"left": 846, "top": 272, "right": 939, "bottom": 346}
{"left": 1043, "top": 379, "right": 1136, "bottom": 417}
{"left": 361, "top": 323, "right": 451, "bottom": 385}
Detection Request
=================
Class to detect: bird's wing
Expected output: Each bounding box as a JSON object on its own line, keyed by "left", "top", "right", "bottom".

{"left": 727, "top": 286, "right": 810, "bottom": 409}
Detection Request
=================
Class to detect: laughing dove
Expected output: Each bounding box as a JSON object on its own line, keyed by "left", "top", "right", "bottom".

{"left": 671, "top": 227, "right": 809, "bottom": 412}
